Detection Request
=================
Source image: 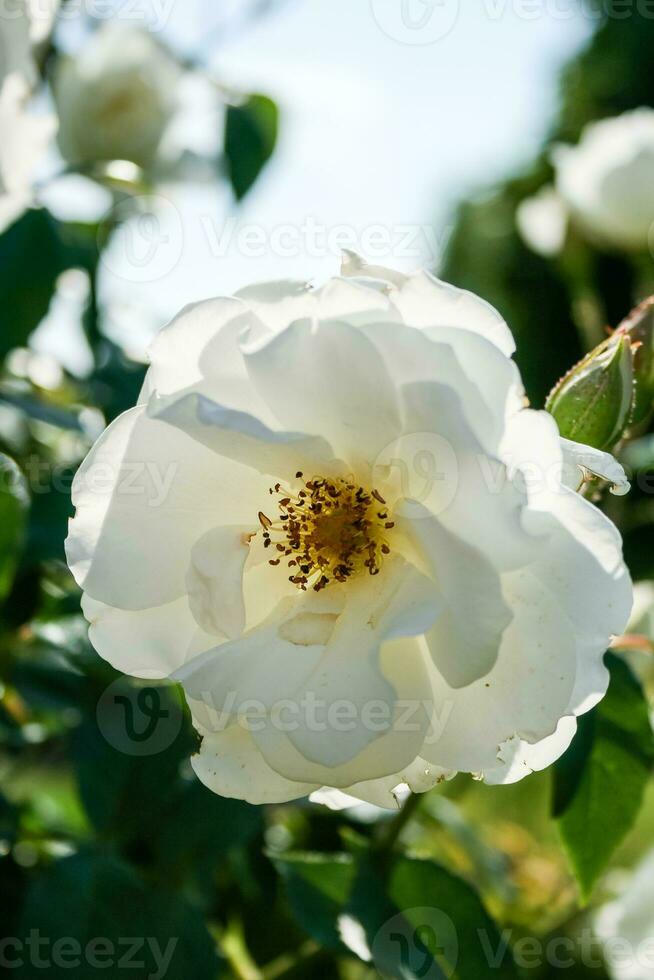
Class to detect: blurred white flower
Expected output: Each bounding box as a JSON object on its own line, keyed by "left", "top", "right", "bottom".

{"left": 26, "top": 0, "right": 59, "bottom": 45}
{"left": 612, "top": 582, "right": 654, "bottom": 707}
{"left": 629, "top": 581, "right": 654, "bottom": 638}
{"left": 516, "top": 185, "right": 568, "bottom": 258}
{"left": 0, "top": 2, "right": 34, "bottom": 88}
{"left": 0, "top": 73, "right": 55, "bottom": 233}
{"left": 596, "top": 850, "right": 654, "bottom": 980}
{"left": 554, "top": 108, "right": 654, "bottom": 252}
{"left": 66, "top": 255, "right": 632, "bottom": 807}
{"left": 0, "top": 0, "right": 57, "bottom": 231}
{"left": 53, "top": 22, "right": 180, "bottom": 170}
{"left": 0, "top": 0, "right": 58, "bottom": 88}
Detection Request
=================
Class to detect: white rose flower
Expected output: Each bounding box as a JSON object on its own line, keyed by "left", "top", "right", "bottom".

{"left": 596, "top": 851, "right": 654, "bottom": 980}
{"left": 0, "top": 0, "right": 58, "bottom": 89}
{"left": 53, "top": 23, "right": 180, "bottom": 169}
{"left": 0, "top": 73, "right": 55, "bottom": 233}
{"left": 554, "top": 108, "right": 654, "bottom": 252}
{"left": 66, "top": 255, "right": 632, "bottom": 808}
{"left": 0, "top": 0, "right": 57, "bottom": 233}
{"left": 0, "top": 2, "right": 34, "bottom": 89}
{"left": 26, "top": 0, "right": 60, "bottom": 44}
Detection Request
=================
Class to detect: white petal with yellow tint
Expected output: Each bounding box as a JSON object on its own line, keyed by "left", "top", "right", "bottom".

{"left": 66, "top": 405, "right": 267, "bottom": 610}
{"left": 149, "top": 389, "right": 338, "bottom": 480}
{"left": 250, "top": 633, "right": 435, "bottom": 788}
{"left": 192, "top": 724, "right": 318, "bottom": 804}
{"left": 340, "top": 252, "right": 515, "bottom": 355}
{"left": 81, "top": 593, "right": 215, "bottom": 679}
{"left": 242, "top": 317, "right": 403, "bottom": 468}
{"left": 187, "top": 525, "right": 253, "bottom": 639}
{"left": 483, "top": 717, "right": 578, "bottom": 785}
{"left": 420, "top": 569, "right": 578, "bottom": 774}
{"left": 561, "top": 438, "right": 631, "bottom": 496}
{"left": 397, "top": 500, "right": 511, "bottom": 688}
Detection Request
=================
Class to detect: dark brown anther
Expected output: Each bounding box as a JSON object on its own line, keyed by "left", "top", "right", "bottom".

{"left": 264, "top": 473, "right": 392, "bottom": 591}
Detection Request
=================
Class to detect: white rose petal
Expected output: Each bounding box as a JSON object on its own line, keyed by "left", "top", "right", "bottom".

{"left": 561, "top": 437, "right": 631, "bottom": 496}
{"left": 67, "top": 257, "right": 632, "bottom": 804}
{"left": 192, "top": 724, "right": 319, "bottom": 805}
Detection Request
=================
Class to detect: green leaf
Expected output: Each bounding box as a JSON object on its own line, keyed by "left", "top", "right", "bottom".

{"left": 70, "top": 681, "right": 194, "bottom": 842}
{"left": 0, "top": 210, "right": 67, "bottom": 357}
{"left": 225, "top": 95, "right": 278, "bottom": 200}
{"left": 341, "top": 854, "right": 518, "bottom": 979}
{"left": 0, "top": 454, "right": 28, "bottom": 601}
{"left": 153, "top": 779, "right": 263, "bottom": 881}
{"left": 17, "top": 849, "right": 222, "bottom": 979}
{"left": 25, "top": 466, "right": 74, "bottom": 564}
{"left": 0, "top": 790, "right": 19, "bottom": 847}
{"left": 553, "top": 654, "right": 654, "bottom": 901}
{"left": 387, "top": 857, "right": 519, "bottom": 979}
{"left": 274, "top": 851, "right": 356, "bottom": 950}
{"left": 10, "top": 642, "right": 86, "bottom": 712}
{"left": 344, "top": 857, "right": 419, "bottom": 977}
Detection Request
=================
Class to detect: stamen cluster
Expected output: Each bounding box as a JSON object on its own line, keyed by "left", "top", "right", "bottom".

{"left": 259, "top": 474, "right": 394, "bottom": 591}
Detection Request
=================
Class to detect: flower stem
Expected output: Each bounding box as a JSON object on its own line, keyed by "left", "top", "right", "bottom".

{"left": 261, "top": 941, "right": 321, "bottom": 979}
{"left": 373, "top": 791, "right": 423, "bottom": 855}
{"left": 220, "top": 920, "right": 263, "bottom": 980}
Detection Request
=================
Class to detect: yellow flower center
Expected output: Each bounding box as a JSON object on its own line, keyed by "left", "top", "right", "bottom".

{"left": 259, "top": 474, "right": 394, "bottom": 592}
